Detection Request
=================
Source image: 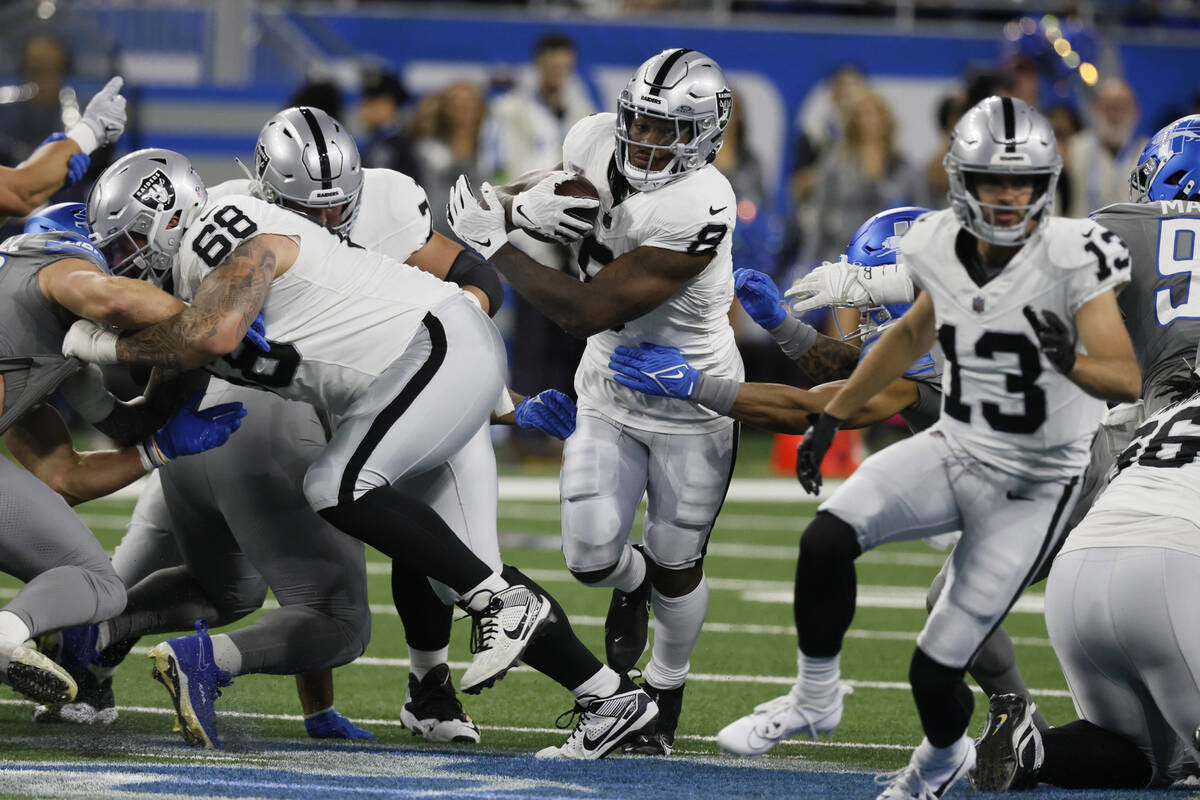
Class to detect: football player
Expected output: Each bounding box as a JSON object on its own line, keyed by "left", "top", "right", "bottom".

{"left": 0, "top": 77, "right": 124, "bottom": 219}
{"left": 103, "top": 107, "right": 574, "bottom": 743}
{"left": 0, "top": 201, "right": 243, "bottom": 708}
{"left": 447, "top": 48, "right": 769, "bottom": 755}
{"left": 972, "top": 114, "right": 1200, "bottom": 792}
{"left": 785, "top": 97, "right": 1140, "bottom": 799}
{"left": 64, "top": 149, "right": 657, "bottom": 758}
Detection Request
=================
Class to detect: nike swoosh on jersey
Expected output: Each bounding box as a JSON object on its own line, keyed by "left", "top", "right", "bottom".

{"left": 709, "top": 205, "right": 727, "bottom": 215}
{"left": 476, "top": 237, "right": 492, "bottom": 248}
{"left": 580, "top": 695, "right": 646, "bottom": 751}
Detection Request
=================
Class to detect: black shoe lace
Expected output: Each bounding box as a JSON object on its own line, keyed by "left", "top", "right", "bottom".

{"left": 554, "top": 701, "right": 588, "bottom": 731}
{"left": 468, "top": 597, "right": 502, "bottom": 655}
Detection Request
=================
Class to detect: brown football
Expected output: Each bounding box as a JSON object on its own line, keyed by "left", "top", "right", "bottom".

{"left": 523, "top": 175, "right": 600, "bottom": 243}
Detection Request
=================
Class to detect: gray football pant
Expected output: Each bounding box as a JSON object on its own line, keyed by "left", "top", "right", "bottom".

{"left": 0, "top": 456, "right": 125, "bottom": 635}
{"left": 114, "top": 380, "right": 370, "bottom": 675}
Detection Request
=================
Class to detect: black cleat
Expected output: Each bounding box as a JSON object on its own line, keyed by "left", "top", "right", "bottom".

{"left": 971, "top": 693, "right": 1044, "bottom": 791}
{"left": 604, "top": 546, "right": 652, "bottom": 673}
{"left": 624, "top": 680, "right": 684, "bottom": 756}
{"left": 400, "top": 663, "right": 481, "bottom": 743}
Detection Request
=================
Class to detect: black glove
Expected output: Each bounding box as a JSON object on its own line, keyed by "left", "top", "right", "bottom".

{"left": 1023, "top": 306, "right": 1076, "bottom": 374}
{"left": 796, "top": 412, "right": 843, "bottom": 495}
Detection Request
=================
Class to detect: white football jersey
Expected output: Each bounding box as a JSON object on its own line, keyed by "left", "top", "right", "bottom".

{"left": 563, "top": 113, "right": 743, "bottom": 434}
{"left": 901, "top": 209, "right": 1130, "bottom": 479}
{"left": 1059, "top": 392, "right": 1200, "bottom": 558}
{"left": 173, "top": 193, "right": 460, "bottom": 415}
{"left": 210, "top": 167, "right": 433, "bottom": 264}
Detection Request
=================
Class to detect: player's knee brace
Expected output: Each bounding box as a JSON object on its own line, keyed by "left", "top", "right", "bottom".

{"left": 909, "top": 646, "right": 973, "bottom": 747}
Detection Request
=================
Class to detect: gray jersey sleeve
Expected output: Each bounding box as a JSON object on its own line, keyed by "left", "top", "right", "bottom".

{"left": 1093, "top": 202, "right": 1200, "bottom": 401}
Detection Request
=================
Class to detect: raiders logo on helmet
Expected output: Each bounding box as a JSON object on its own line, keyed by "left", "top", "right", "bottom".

{"left": 133, "top": 170, "right": 176, "bottom": 211}
{"left": 254, "top": 142, "right": 270, "bottom": 177}
{"left": 716, "top": 89, "right": 733, "bottom": 126}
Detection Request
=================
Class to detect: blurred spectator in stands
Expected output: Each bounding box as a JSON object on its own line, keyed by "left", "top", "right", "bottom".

{"left": 286, "top": 79, "right": 343, "bottom": 121}
{"left": 0, "top": 35, "right": 71, "bottom": 164}
{"left": 920, "top": 89, "right": 967, "bottom": 209}
{"left": 1045, "top": 103, "right": 1082, "bottom": 212}
{"left": 480, "top": 33, "right": 595, "bottom": 417}
{"left": 804, "top": 89, "right": 917, "bottom": 267}
{"left": 1066, "top": 77, "right": 1146, "bottom": 216}
{"left": 358, "top": 68, "right": 419, "bottom": 179}
{"left": 413, "top": 81, "right": 486, "bottom": 237}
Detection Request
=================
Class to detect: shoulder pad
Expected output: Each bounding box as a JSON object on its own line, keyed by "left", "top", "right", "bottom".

{"left": 563, "top": 113, "right": 616, "bottom": 172}
{"left": 1042, "top": 217, "right": 1127, "bottom": 271}
{"left": 0, "top": 232, "right": 108, "bottom": 271}
{"left": 1090, "top": 201, "right": 1165, "bottom": 223}
{"left": 898, "top": 208, "right": 956, "bottom": 259}
{"left": 656, "top": 165, "right": 735, "bottom": 214}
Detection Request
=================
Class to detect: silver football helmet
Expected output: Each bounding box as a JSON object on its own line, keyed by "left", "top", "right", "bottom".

{"left": 248, "top": 106, "right": 362, "bottom": 234}
{"left": 943, "top": 96, "right": 1061, "bottom": 246}
{"left": 87, "top": 147, "right": 208, "bottom": 283}
{"left": 615, "top": 48, "right": 732, "bottom": 192}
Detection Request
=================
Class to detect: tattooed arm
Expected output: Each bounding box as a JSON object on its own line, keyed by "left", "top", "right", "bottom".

{"left": 489, "top": 242, "right": 710, "bottom": 338}
{"left": 114, "top": 235, "right": 297, "bottom": 370}
{"left": 789, "top": 336, "right": 862, "bottom": 385}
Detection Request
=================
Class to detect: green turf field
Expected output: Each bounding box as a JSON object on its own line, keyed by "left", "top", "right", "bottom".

{"left": 0, "top": 433, "right": 1074, "bottom": 781}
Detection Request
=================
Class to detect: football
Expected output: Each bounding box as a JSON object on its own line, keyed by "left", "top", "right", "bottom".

{"left": 522, "top": 174, "right": 600, "bottom": 243}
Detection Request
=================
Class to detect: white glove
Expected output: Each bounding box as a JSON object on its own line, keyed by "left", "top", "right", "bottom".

{"left": 447, "top": 174, "right": 507, "bottom": 259}
{"left": 62, "top": 319, "right": 120, "bottom": 365}
{"left": 785, "top": 256, "right": 914, "bottom": 314}
{"left": 66, "top": 77, "right": 127, "bottom": 155}
{"left": 511, "top": 171, "right": 599, "bottom": 243}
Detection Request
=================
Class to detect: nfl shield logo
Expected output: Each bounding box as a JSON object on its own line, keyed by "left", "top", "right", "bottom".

{"left": 972, "top": 296, "right": 985, "bottom": 313}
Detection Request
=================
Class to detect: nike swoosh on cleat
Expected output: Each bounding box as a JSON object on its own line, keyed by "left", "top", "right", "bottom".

{"left": 581, "top": 697, "right": 646, "bottom": 752}
{"left": 504, "top": 604, "right": 533, "bottom": 640}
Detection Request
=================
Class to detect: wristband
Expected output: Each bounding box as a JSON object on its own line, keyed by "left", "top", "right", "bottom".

{"left": 65, "top": 123, "right": 100, "bottom": 156}
{"left": 135, "top": 436, "right": 167, "bottom": 470}
{"left": 691, "top": 372, "right": 740, "bottom": 415}
{"left": 446, "top": 250, "right": 504, "bottom": 318}
{"left": 769, "top": 316, "right": 819, "bottom": 360}
{"left": 493, "top": 386, "right": 516, "bottom": 417}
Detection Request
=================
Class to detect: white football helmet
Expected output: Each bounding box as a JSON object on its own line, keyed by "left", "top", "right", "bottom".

{"left": 943, "top": 96, "right": 1061, "bottom": 246}
{"left": 615, "top": 48, "right": 732, "bottom": 192}
{"left": 87, "top": 148, "right": 208, "bottom": 284}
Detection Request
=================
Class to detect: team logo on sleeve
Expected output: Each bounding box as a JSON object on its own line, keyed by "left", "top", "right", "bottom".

{"left": 133, "top": 170, "right": 176, "bottom": 210}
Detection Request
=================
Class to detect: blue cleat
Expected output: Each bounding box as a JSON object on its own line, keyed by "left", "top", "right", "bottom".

{"left": 147, "top": 620, "right": 232, "bottom": 748}
{"left": 305, "top": 708, "right": 376, "bottom": 740}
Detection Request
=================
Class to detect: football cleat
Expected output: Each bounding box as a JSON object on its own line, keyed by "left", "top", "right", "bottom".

{"left": 875, "top": 737, "right": 975, "bottom": 800}
{"left": 147, "top": 620, "right": 233, "bottom": 748}
{"left": 624, "top": 680, "right": 684, "bottom": 755}
{"left": 536, "top": 675, "right": 658, "bottom": 760}
{"left": 460, "top": 585, "right": 550, "bottom": 695}
{"left": 400, "top": 663, "right": 479, "bottom": 743}
{"left": 3, "top": 644, "right": 76, "bottom": 705}
{"left": 32, "top": 670, "right": 117, "bottom": 725}
{"left": 604, "top": 546, "right": 652, "bottom": 674}
{"left": 970, "top": 693, "right": 1044, "bottom": 791}
{"left": 305, "top": 708, "right": 375, "bottom": 740}
{"left": 716, "top": 685, "right": 846, "bottom": 756}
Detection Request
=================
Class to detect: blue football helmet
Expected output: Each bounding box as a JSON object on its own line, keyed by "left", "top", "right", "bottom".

{"left": 836, "top": 205, "right": 931, "bottom": 341}
{"left": 1130, "top": 114, "right": 1200, "bottom": 203}
{"left": 25, "top": 202, "right": 91, "bottom": 237}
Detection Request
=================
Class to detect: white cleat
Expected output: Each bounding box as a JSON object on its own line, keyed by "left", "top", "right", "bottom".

{"left": 4, "top": 645, "right": 76, "bottom": 705}
{"left": 716, "top": 685, "right": 848, "bottom": 756}
{"left": 460, "top": 585, "right": 551, "bottom": 695}
{"left": 535, "top": 677, "right": 658, "bottom": 760}
{"left": 875, "top": 737, "right": 975, "bottom": 800}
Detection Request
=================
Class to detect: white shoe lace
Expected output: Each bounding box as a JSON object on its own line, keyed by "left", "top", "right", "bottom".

{"left": 873, "top": 764, "right": 934, "bottom": 800}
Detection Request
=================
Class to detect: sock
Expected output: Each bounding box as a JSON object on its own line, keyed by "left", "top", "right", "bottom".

{"left": 968, "top": 625, "right": 1050, "bottom": 732}
{"left": 408, "top": 646, "right": 448, "bottom": 681}
{"left": 0, "top": 611, "right": 30, "bottom": 670}
{"left": 304, "top": 704, "right": 335, "bottom": 720}
{"left": 642, "top": 576, "right": 708, "bottom": 690}
{"left": 794, "top": 649, "right": 841, "bottom": 707}
{"left": 570, "top": 665, "right": 621, "bottom": 701}
{"left": 393, "top": 567, "right": 453, "bottom": 652}
{"left": 463, "top": 573, "right": 509, "bottom": 611}
{"left": 209, "top": 633, "right": 243, "bottom": 676}
{"left": 794, "top": 512, "right": 860, "bottom": 657}
{"left": 606, "top": 545, "right": 648, "bottom": 593}
{"left": 914, "top": 735, "right": 967, "bottom": 771}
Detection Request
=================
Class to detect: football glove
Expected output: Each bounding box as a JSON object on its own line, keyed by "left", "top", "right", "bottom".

{"left": 785, "top": 256, "right": 914, "bottom": 315}
{"left": 609, "top": 343, "right": 699, "bottom": 400}
{"left": 62, "top": 319, "right": 119, "bottom": 364}
{"left": 243, "top": 312, "right": 270, "bottom": 353}
{"left": 141, "top": 390, "right": 246, "bottom": 468}
{"left": 38, "top": 133, "right": 90, "bottom": 187}
{"left": 304, "top": 708, "right": 375, "bottom": 740}
{"left": 1023, "top": 306, "right": 1076, "bottom": 374}
{"left": 510, "top": 171, "right": 599, "bottom": 244}
{"left": 447, "top": 174, "right": 507, "bottom": 259}
{"left": 66, "top": 76, "right": 126, "bottom": 155}
{"left": 514, "top": 389, "right": 577, "bottom": 440}
{"left": 795, "top": 412, "right": 842, "bottom": 495}
{"left": 733, "top": 268, "right": 787, "bottom": 329}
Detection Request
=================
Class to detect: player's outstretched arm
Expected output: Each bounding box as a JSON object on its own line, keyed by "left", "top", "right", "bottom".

{"left": 0, "top": 137, "right": 80, "bottom": 220}
{"left": 728, "top": 378, "right": 920, "bottom": 433}
{"left": 38, "top": 257, "right": 187, "bottom": 329}
{"left": 1028, "top": 289, "right": 1140, "bottom": 402}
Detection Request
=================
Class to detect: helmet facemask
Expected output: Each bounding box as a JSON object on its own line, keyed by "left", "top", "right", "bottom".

{"left": 948, "top": 167, "right": 1057, "bottom": 247}
{"left": 616, "top": 99, "right": 719, "bottom": 192}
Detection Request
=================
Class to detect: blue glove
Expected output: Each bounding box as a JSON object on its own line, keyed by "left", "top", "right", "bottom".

{"left": 305, "top": 708, "right": 375, "bottom": 740}
{"left": 514, "top": 389, "right": 577, "bottom": 440}
{"left": 148, "top": 390, "right": 246, "bottom": 465}
{"left": 609, "top": 343, "right": 699, "bottom": 399}
{"left": 243, "top": 312, "right": 270, "bottom": 353}
{"left": 734, "top": 268, "right": 787, "bottom": 329}
{"left": 39, "top": 132, "right": 91, "bottom": 188}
